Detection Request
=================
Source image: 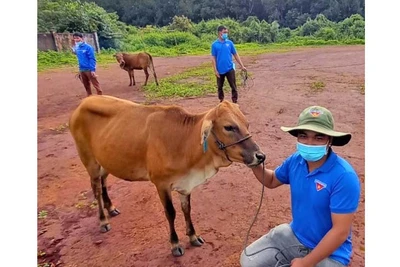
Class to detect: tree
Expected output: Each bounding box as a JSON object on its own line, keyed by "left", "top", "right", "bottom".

{"left": 38, "top": 0, "right": 125, "bottom": 48}
{"left": 85, "top": 0, "right": 365, "bottom": 29}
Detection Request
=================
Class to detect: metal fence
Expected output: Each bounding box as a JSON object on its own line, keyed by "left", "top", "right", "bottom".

{"left": 37, "top": 32, "right": 100, "bottom": 53}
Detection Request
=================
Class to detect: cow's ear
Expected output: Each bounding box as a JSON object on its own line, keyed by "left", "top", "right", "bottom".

{"left": 200, "top": 119, "right": 213, "bottom": 145}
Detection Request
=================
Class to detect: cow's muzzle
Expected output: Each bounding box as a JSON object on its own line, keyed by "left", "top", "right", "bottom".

{"left": 247, "top": 152, "right": 266, "bottom": 167}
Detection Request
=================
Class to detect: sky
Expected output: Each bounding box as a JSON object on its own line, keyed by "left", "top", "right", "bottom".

{"left": 1, "top": 0, "right": 399, "bottom": 266}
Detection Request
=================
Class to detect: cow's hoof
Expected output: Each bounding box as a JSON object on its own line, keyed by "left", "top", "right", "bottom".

{"left": 190, "top": 236, "right": 205, "bottom": 247}
{"left": 100, "top": 223, "right": 111, "bottom": 233}
{"left": 109, "top": 208, "right": 121, "bottom": 217}
{"left": 171, "top": 246, "right": 185, "bottom": 257}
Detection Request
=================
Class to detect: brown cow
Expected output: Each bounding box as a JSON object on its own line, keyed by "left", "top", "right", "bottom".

{"left": 69, "top": 95, "right": 265, "bottom": 257}
{"left": 114, "top": 52, "right": 159, "bottom": 86}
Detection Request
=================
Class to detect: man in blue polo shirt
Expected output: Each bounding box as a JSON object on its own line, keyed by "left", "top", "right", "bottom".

{"left": 211, "top": 25, "right": 246, "bottom": 103}
{"left": 72, "top": 32, "right": 103, "bottom": 96}
{"left": 240, "top": 106, "right": 361, "bottom": 267}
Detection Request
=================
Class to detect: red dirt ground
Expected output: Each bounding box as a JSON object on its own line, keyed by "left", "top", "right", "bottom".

{"left": 37, "top": 46, "right": 365, "bottom": 267}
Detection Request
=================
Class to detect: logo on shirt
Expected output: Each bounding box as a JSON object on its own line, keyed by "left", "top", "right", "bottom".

{"left": 314, "top": 179, "right": 327, "bottom": 191}
{"left": 309, "top": 108, "right": 323, "bottom": 117}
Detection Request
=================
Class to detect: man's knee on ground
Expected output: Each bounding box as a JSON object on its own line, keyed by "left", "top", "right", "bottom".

{"left": 240, "top": 250, "right": 257, "bottom": 267}
{"left": 240, "top": 247, "right": 280, "bottom": 267}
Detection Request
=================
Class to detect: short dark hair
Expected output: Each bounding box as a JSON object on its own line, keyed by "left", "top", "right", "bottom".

{"left": 73, "top": 32, "right": 83, "bottom": 38}
{"left": 217, "top": 26, "right": 227, "bottom": 32}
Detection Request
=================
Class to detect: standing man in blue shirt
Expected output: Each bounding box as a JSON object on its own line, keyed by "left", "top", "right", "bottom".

{"left": 240, "top": 106, "right": 361, "bottom": 267}
{"left": 72, "top": 32, "right": 103, "bottom": 96}
{"left": 211, "top": 25, "right": 246, "bottom": 103}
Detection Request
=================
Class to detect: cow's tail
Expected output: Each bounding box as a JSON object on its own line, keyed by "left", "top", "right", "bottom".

{"left": 146, "top": 52, "right": 159, "bottom": 86}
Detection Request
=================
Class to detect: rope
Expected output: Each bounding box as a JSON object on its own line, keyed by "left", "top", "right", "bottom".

{"left": 242, "top": 161, "right": 266, "bottom": 256}
{"left": 241, "top": 162, "right": 311, "bottom": 266}
{"left": 239, "top": 68, "right": 255, "bottom": 91}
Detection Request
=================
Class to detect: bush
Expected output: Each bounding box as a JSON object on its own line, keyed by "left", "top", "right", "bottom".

{"left": 315, "top": 27, "right": 337, "bottom": 40}
{"left": 168, "top": 15, "right": 194, "bottom": 32}
{"left": 337, "top": 14, "right": 365, "bottom": 39}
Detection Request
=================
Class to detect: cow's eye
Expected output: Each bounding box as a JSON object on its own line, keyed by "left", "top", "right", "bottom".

{"left": 224, "top": 126, "right": 235, "bottom": 132}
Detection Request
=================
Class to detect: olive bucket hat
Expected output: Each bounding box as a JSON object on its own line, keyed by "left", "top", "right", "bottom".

{"left": 280, "top": 106, "right": 352, "bottom": 146}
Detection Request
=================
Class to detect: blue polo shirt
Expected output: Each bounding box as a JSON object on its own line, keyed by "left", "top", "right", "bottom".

{"left": 211, "top": 39, "right": 237, "bottom": 75}
{"left": 74, "top": 42, "right": 96, "bottom": 72}
{"left": 275, "top": 150, "right": 361, "bottom": 266}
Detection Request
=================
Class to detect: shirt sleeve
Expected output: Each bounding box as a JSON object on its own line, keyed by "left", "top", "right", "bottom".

{"left": 274, "top": 155, "right": 293, "bottom": 184}
{"left": 330, "top": 172, "right": 361, "bottom": 214}
{"left": 231, "top": 41, "right": 237, "bottom": 55}
{"left": 87, "top": 45, "right": 97, "bottom": 72}
{"left": 211, "top": 43, "right": 217, "bottom": 57}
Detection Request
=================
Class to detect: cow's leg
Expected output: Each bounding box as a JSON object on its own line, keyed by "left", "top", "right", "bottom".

{"left": 100, "top": 171, "right": 120, "bottom": 217}
{"left": 132, "top": 70, "right": 136, "bottom": 86}
{"left": 144, "top": 69, "right": 149, "bottom": 86}
{"left": 157, "top": 187, "right": 184, "bottom": 256}
{"left": 179, "top": 194, "right": 205, "bottom": 247}
{"left": 87, "top": 164, "right": 111, "bottom": 233}
{"left": 128, "top": 70, "right": 133, "bottom": 86}
{"left": 75, "top": 143, "right": 111, "bottom": 232}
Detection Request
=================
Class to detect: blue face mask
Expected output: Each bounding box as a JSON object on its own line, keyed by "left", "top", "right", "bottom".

{"left": 76, "top": 41, "right": 83, "bottom": 46}
{"left": 222, "top": 33, "right": 228, "bottom": 40}
{"left": 296, "top": 142, "right": 328, "bottom": 162}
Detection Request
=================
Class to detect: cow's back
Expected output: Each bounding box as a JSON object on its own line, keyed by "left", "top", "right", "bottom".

{"left": 69, "top": 95, "right": 157, "bottom": 180}
{"left": 69, "top": 95, "right": 204, "bottom": 182}
{"left": 123, "top": 53, "right": 150, "bottom": 70}
{"left": 69, "top": 95, "right": 146, "bottom": 139}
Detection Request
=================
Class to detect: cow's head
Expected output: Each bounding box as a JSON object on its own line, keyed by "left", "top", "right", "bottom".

{"left": 114, "top": 53, "right": 126, "bottom": 69}
{"left": 201, "top": 101, "right": 266, "bottom": 167}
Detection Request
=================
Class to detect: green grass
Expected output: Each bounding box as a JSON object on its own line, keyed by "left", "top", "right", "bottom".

{"left": 38, "top": 38, "right": 364, "bottom": 72}
{"left": 310, "top": 81, "right": 326, "bottom": 92}
{"left": 142, "top": 63, "right": 247, "bottom": 99}
{"left": 143, "top": 63, "right": 215, "bottom": 99}
{"left": 38, "top": 210, "right": 48, "bottom": 219}
{"left": 37, "top": 50, "right": 118, "bottom": 72}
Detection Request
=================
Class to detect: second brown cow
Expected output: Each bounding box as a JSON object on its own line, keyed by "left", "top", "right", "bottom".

{"left": 114, "top": 52, "right": 159, "bottom": 86}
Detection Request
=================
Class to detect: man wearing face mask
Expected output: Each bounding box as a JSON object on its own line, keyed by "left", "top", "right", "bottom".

{"left": 240, "top": 106, "right": 361, "bottom": 267}
{"left": 72, "top": 32, "right": 103, "bottom": 96}
{"left": 211, "top": 25, "right": 246, "bottom": 103}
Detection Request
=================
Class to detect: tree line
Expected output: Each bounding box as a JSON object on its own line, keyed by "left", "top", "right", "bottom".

{"left": 38, "top": 0, "right": 364, "bottom": 50}
{"left": 84, "top": 0, "right": 364, "bottom": 29}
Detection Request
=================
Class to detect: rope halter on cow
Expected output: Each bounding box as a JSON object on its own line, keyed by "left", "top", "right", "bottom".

{"left": 211, "top": 131, "right": 252, "bottom": 162}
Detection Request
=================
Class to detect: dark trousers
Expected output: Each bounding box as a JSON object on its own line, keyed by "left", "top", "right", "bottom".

{"left": 79, "top": 71, "right": 103, "bottom": 96}
{"left": 217, "top": 69, "right": 238, "bottom": 103}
